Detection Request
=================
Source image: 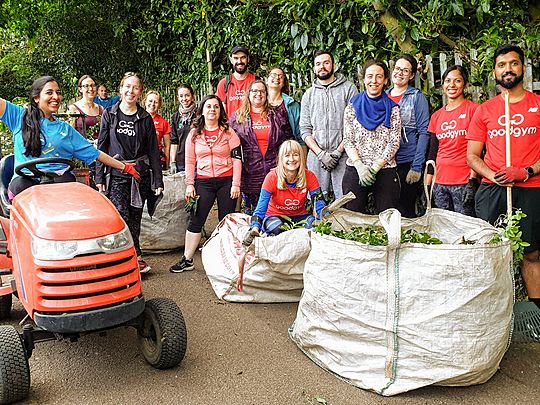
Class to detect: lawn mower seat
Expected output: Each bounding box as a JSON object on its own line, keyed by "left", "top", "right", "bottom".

{"left": 0, "top": 154, "right": 14, "bottom": 217}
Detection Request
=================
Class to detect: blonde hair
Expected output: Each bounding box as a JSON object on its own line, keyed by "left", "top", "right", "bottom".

{"left": 235, "top": 79, "right": 271, "bottom": 124}
{"left": 119, "top": 72, "right": 144, "bottom": 94}
{"left": 276, "top": 140, "right": 307, "bottom": 190}
{"left": 144, "top": 90, "right": 162, "bottom": 109}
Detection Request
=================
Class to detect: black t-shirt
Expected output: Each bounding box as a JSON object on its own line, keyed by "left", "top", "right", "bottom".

{"left": 116, "top": 109, "right": 138, "bottom": 160}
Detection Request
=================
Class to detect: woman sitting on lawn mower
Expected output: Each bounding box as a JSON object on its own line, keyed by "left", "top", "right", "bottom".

{"left": 169, "top": 95, "right": 242, "bottom": 273}
{"left": 242, "top": 140, "right": 326, "bottom": 246}
{"left": 96, "top": 72, "right": 164, "bottom": 275}
{"left": 0, "top": 76, "right": 140, "bottom": 200}
{"left": 342, "top": 60, "right": 402, "bottom": 214}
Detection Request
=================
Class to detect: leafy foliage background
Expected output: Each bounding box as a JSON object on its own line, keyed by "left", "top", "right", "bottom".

{"left": 0, "top": 0, "right": 539, "bottom": 104}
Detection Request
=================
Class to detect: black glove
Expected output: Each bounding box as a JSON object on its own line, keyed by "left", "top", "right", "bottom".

{"left": 462, "top": 178, "right": 479, "bottom": 208}
{"left": 242, "top": 227, "right": 260, "bottom": 246}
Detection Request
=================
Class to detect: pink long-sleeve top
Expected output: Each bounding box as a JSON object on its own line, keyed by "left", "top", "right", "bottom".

{"left": 185, "top": 127, "right": 242, "bottom": 187}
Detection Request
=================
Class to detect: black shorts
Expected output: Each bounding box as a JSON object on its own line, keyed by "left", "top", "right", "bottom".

{"left": 475, "top": 183, "right": 540, "bottom": 253}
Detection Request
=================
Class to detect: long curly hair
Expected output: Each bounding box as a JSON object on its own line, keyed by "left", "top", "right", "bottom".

{"left": 191, "top": 95, "right": 228, "bottom": 140}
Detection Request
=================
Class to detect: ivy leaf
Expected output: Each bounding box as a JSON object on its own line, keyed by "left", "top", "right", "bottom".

{"left": 451, "top": 1, "right": 464, "bottom": 16}
{"left": 361, "top": 22, "right": 368, "bottom": 34}
{"left": 411, "top": 26, "right": 420, "bottom": 41}
{"left": 294, "top": 35, "right": 301, "bottom": 51}
{"left": 301, "top": 32, "right": 308, "bottom": 50}
{"left": 291, "top": 23, "right": 298, "bottom": 38}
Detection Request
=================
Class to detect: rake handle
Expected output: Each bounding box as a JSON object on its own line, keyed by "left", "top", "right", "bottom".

{"left": 504, "top": 92, "right": 512, "bottom": 218}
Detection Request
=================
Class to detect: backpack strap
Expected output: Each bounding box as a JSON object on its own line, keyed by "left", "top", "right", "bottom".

{"left": 224, "top": 75, "right": 232, "bottom": 95}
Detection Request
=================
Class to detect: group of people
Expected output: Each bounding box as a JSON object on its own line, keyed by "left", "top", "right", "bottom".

{"left": 1, "top": 43, "right": 539, "bottom": 310}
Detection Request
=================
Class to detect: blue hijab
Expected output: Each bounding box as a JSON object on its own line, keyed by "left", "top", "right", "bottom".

{"left": 350, "top": 91, "right": 398, "bottom": 131}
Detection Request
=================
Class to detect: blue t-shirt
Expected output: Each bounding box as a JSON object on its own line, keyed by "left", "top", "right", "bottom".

{"left": 94, "top": 95, "right": 120, "bottom": 109}
{"left": 0, "top": 100, "right": 100, "bottom": 173}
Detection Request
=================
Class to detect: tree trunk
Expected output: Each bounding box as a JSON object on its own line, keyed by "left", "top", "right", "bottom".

{"left": 372, "top": 1, "right": 414, "bottom": 53}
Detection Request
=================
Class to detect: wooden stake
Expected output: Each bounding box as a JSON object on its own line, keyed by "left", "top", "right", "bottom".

{"left": 504, "top": 91, "right": 513, "bottom": 218}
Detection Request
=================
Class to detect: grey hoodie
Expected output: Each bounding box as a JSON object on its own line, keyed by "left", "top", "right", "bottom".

{"left": 300, "top": 73, "right": 358, "bottom": 149}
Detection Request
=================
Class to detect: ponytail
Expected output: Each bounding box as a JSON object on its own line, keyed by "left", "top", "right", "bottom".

{"left": 22, "top": 99, "right": 43, "bottom": 157}
{"left": 22, "top": 75, "right": 57, "bottom": 157}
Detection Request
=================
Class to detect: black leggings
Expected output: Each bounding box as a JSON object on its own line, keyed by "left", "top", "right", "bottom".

{"left": 188, "top": 176, "right": 237, "bottom": 233}
{"left": 107, "top": 175, "right": 151, "bottom": 256}
{"left": 396, "top": 162, "right": 421, "bottom": 218}
{"left": 342, "top": 165, "right": 400, "bottom": 214}
{"left": 8, "top": 172, "right": 76, "bottom": 198}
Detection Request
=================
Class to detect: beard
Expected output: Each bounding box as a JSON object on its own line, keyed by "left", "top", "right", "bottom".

{"left": 496, "top": 72, "right": 524, "bottom": 89}
{"left": 316, "top": 67, "right": 334, "bottom": 81}
{"left": 233, "top": 63, "right": 248, "bottom": 74}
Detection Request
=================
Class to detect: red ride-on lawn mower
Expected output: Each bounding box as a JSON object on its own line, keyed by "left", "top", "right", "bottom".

{"left": 0, "top": 157, "right": 187, "bottom": 404}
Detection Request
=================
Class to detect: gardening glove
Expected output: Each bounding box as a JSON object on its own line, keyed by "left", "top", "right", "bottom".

{"left": 369, "top": 159, "right": 385, "bottom": 176}
{"left": 494, "top": 166, "right": 528, "bottom": 184}
{"left": 242, "top": 227, "right": 260, "bottom": 247}
{"left": 304, "top": 215, "right": 316, "bottom": 229}
{"left": 317, "top": 150, "right": 339, "bottom": 171}
{"left": 462, "top": 178, "right": 479, "bottom": 207}
{"left": 329, "top": 149, "right": 343, "bottom": 161}
{"left": 405, "top": 169, "right": 422, "bottom": 184}
{"left": 353, "top": 160, "right": 375, "bottom": 187}
{"left": 169, "top": 164, "right": 177, "bottom": 175}
{"left": 122, "top": 162, "right": 141, "bottom": 182}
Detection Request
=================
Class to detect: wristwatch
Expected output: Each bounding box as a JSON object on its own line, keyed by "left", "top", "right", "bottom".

{"left": 526, "top": 167, "right": 535, "bottom": 177}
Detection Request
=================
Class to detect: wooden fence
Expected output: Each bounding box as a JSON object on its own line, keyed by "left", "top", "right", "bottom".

{"left": 138, "top": 50, "right": 540, "bottom": 120}
{"left": 2, "top": 51, "right": 539, "bottom": 156}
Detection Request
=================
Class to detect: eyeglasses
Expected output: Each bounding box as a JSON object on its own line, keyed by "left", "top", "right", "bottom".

{"left": 81, "top": 84, "right": 96, "bottom": 89}
{"left": 269, "top": 73, "right": 284, "bottom": 79}
{"left": 394, "top": 66, "right": 412, "bottom": 75}
{"left": 250, "top": 89, "right": 266, "bottom": 94}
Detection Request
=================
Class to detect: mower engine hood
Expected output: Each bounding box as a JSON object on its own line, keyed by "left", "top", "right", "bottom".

{"left": 12, "top": 182, "right": 126, "bottom": 240}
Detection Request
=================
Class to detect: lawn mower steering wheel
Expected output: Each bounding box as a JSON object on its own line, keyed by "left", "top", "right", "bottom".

{"left": 15, "top": 157, "right": 76, "bottom": 182}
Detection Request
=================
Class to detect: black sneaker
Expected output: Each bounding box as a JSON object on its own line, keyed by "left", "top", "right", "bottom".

{"left": 169, "top": 256, "right": 194, "bottom": 273}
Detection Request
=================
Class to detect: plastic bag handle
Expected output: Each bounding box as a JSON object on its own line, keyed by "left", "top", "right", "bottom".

{"left": 423, "top": 160, "right": 436, "bottom": 211}
{"left": 378, "top": 208, "right": 402, "bottom": 249}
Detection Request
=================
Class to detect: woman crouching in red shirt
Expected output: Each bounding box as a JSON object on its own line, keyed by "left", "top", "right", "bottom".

{"left": 170, "top": 95, "right": 242, "bottom": 273}
{"left": 242, "top": 140, "right": 326, "bottom": 246}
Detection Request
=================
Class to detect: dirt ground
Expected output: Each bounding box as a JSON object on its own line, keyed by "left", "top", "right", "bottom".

{"left": 2, "top": 209, "right": 540, "bottom": 404}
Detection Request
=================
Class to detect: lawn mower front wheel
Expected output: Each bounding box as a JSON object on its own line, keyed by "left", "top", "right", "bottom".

{"left": 137, "top": 298, "right": 187, "bottom": 370}
{"left": 0, "top": 325, "right": 30, "bottom": 404}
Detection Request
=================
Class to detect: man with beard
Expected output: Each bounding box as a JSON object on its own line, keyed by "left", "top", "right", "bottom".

{"left": 300, "top": 50, "right": 358, "bottom": 199}
{"left": 467, "top": 44, "right": 540, "bottom": 309}
{"left": 216, "top": 46, "right": 256, "bottom": 116}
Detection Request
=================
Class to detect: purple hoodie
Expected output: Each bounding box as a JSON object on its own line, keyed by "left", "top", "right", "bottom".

{"left": 230, "top": 104, "right": 293, "bottom": 194}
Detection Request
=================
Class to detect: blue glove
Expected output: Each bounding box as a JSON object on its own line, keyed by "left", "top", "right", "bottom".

{"left": 304, "top": 215, "right": 316, "bottom": 228}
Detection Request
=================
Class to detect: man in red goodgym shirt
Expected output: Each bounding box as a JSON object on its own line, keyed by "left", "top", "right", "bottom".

{"left": 216, "top": 46, "right": 256, "bottom": 117}
{"left": 467, "top": 44, "right": 540, "bottom": 309}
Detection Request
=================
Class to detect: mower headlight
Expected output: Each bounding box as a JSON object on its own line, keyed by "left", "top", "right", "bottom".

{"left": 31, "top": 227, "right": 133, "bottom": 260}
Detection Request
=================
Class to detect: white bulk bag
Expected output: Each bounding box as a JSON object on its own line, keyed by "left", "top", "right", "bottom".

{"left": 201, "top": 213, "right": 309, "bottom": 302}
{"left": 289, "top": 206, "right": 513, "bottom": 396}
{"left": 140, "top": 172, "right": 189, "bottom": 251}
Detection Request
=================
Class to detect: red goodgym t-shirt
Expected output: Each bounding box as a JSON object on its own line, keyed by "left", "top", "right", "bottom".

{"left": 250, "top": 111, "right": 271, "bottom": 156}
{"left": 428, "top": 99, "right": 478, "bottom": 185}
{"left": 467, "top": 91, "right": 540, "bottom": 188}
{"left": 216, "top": 73, "right": 256, "bottom": 116}
{"left": 153, "top": 114, "right": 171, "bottom": 158}
{"left": 263, "top": 169, "right": 320, "bottom": 217}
